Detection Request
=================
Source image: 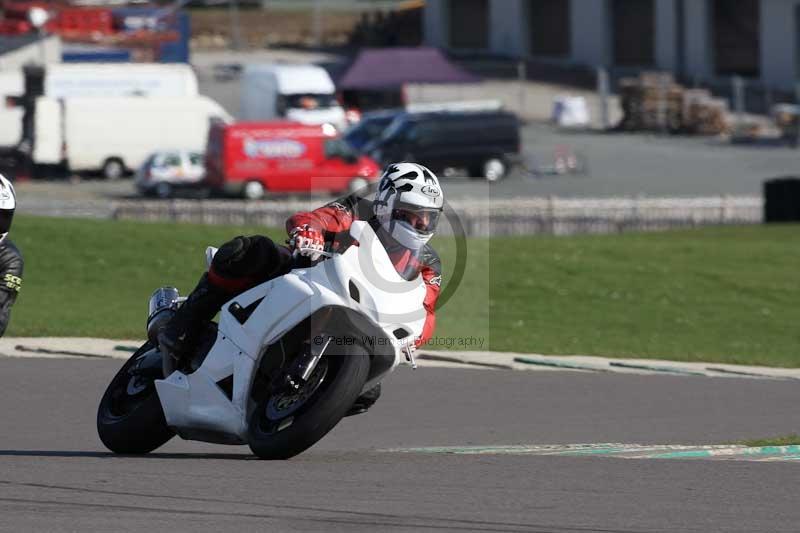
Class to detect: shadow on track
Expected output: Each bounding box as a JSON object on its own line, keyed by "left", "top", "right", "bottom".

{"left": 0, "top": 450, "right": 253, "bottom": 460}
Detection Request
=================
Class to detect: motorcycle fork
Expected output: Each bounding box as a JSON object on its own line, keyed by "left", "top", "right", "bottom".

{"left": 282, "top": 308, "right": 335, "bottom": 391}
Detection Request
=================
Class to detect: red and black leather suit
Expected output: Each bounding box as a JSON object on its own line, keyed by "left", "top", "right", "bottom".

{"left": 205, "top": 193, "right": 442, "bottom": 348}
{"left": 0, "top": 239, "right": 23, "bottom": 337}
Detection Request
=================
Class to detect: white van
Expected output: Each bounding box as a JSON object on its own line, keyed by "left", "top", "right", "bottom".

{"left": 0, "top": 63, "right": 199, "bottom": 149}
{"left": 240, "top": 64, "right": 346, "bottom": 129}
{"left": 33, "top": 95, "right": 231, "bottom": 178}
{"left": 0, "top": 71, "right": 24, "bottom": 147}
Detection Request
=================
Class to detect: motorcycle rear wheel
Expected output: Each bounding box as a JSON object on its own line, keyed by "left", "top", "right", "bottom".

{"left": 97, "top": 342, "right": 175, "bottom": 454}
{"left": 248, "top": 345, "right": 370, "bottom": 460}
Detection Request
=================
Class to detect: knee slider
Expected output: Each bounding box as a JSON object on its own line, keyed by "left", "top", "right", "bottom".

{"left": 212, "top": 236, "right": 249, "bottom": 275}
{"left": 212, "top": 235, "right": 280, "bottom": 278}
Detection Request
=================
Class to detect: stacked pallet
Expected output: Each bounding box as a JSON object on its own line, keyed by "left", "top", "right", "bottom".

{"left": 618, "top": 72, "right": 683, "bottom": 132}
{"left": 618, "top": 73, "right": 731, "bottom": 135}
{"left": 772, "top": 104, "right": 800, "bottom": 140}
{"left": 682, "top": 89, "right": 731, "bottom": 135}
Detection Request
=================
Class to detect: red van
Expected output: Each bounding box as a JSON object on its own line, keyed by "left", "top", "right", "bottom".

{"left": 205, "top": 121, "right": 381, "bottom": 199}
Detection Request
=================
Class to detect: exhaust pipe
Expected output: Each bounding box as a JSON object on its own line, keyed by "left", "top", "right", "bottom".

{"left": 146, "top": 287, "right": 180, "bottom": 345}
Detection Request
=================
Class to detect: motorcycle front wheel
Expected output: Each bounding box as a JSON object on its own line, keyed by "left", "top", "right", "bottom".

{"left": 96, "top": 342, "right": 175, "bottom": 454}
{"left": 247, "top": 344, "right": 370, "bottom": 460}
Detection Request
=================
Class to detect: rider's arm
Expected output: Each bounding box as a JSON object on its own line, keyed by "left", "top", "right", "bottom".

{"left": 286, "top": 199, "right": 355, "bottom": 236}
{"left": 416, "top": 252, "right": 442, "bottom": 348}
{"left": 0, "top": 242, "right": 23, "bottom": 337}
{"left": 0, "top": 289, "right": 16, "bottom": 337}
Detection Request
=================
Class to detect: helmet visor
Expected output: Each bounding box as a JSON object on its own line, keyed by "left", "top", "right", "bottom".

{"left": 392, "top": 204, "right": 440, "bottom": 235}
{"left": 0, "top": 208, "right": 13, "bottom": 235}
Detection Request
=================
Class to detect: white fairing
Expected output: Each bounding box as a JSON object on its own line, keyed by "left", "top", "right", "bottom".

{"left": 155, "top": 221, "right": 426, "bottom": 442}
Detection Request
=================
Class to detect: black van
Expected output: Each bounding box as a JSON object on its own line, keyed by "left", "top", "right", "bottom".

{"left": 368, "top": 110, "right": 520, "bottom": 181}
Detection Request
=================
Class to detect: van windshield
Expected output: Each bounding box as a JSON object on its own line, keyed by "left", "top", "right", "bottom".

{"left": 344, "top": 114, "right": 396, "bottom": 151}
{"left": 280, "top": 93, "right": 339, "bottom": 111}
{"left": 380, "top": 117, "right": 409, "bottom": 142}
{"left": 325, "top": 138, "right": 359, "bottom": 161}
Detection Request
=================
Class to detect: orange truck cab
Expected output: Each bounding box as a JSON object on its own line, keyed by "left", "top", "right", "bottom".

{"left": 205, "top": 121, "right": 380, "bottom": 199}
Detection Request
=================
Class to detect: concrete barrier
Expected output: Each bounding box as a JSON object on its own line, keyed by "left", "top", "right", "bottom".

{"left": 111, "top": 196, "right": 762, "bottom": 237}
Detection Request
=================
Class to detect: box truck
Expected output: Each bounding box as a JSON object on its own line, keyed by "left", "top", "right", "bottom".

{"left": 0, "top": 63, "right": 199, "bottom": 150}
{"left": 240, "top": 64, "right": 347, "bottom": 130}
{"left": 33, "top": 95, "right": 231, "bottom": 178}
{"left": 0, "top": 71, "right": 24, "bottom": 148}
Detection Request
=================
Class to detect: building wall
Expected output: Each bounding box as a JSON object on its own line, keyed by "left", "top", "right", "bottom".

{"left": 425, "top": 0, "right": 528, "bottom": 54}
{"left": 655, "top": 0, "right": 678, "bottom": 72}
{"left": 489, "top": 0, "right": 526, "bottom": 56}
{"left": 761, "top": 0, "right": 799, "bottom": 90}
{"left": 570, "top": 0, "right": 610, "bottom": 65}
{"left": 0, "top": 36, "right": 61, "bottom": 70}
{"left": 423, "top": 0, "right": 449, "bottom": 49}
{"left": 424, "top": 0, "right": 799, "bottom": 90}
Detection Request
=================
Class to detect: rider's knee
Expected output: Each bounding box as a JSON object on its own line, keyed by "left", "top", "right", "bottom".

{"left": 212, "top": 235, "right": 281, "bottom": 278}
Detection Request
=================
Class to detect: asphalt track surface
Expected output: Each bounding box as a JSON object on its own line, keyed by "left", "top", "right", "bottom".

{"left": 1, "top": 357, "right": 799, "bottom": 532}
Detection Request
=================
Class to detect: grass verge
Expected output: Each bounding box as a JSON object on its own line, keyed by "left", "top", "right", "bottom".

{"left": 735, "top": 435, "right": 800, "bottom": 447}
{"left": 8, "top": 216, "right": 800, "bottom": 367}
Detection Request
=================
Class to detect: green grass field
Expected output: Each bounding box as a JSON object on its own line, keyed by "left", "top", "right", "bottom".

{"left": 8, "top": 216, "right": 800, "bottom": 367}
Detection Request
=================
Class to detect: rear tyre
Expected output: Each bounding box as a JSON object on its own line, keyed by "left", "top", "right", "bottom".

{"left": 97, "top": 342, "right": 174, "bottom": 454}
{"left": 243, "top": 180, "right": 265, "bottom": 200}
{"left": 248, "top": 345, "right": 370, "bottom": 460}
{"left": 102, "top": 158, "right": 125, "bottom": 180}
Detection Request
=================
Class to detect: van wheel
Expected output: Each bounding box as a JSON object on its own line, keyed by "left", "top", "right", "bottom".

{"left": 102, "top": 158, "right": 125, "bottom": 180}
{"left": 347, "top": 177, "right": 370, "bottom": 195}
{"left": 483, "top": 158, "right": 507, "bottom": 182}
{"left": 243, "top": 181, "right": 265, "bottom": 200}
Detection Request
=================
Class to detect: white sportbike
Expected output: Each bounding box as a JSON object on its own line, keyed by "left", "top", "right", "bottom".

{"left": 97, "top": 222, "right": 426, "bottom": 459}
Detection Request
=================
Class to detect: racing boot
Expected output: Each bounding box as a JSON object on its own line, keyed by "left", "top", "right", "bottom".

{"left": 157, "top": 273, "right": 230, "bottom": 365}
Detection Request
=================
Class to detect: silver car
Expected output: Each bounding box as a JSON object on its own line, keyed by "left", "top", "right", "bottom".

{"left": 135, "top": 150, "right": 206, "bottom": 199}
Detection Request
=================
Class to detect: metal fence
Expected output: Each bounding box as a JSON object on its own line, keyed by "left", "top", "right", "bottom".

{"left": 111, "top": 196, "right": 762, "bottom": 237}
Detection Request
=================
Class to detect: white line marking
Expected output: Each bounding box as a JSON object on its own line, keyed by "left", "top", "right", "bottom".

{"left": 383, "top": 443, "right": 800, "bottom": 462}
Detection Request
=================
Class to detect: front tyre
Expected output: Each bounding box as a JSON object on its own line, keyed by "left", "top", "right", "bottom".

{"left": 97, "top": 342, "right": 175, "bottom": 454}
{"left": 248, "top": 346, "right": 370, "bottom": 460}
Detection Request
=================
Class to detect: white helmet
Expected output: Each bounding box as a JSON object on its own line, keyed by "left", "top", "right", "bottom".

{"left": 0, "top": 175, "right": 15, "bottom": 243}
{"left": 373, "top": 162, "right": 444, "bottom": 249}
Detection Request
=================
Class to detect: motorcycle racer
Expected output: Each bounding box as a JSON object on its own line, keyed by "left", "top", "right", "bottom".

{"left": 158, "top": 162, "right": 445, "bottom": 415}
{"left": 0, "top": 175, "right": 23, "bottom": 337}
